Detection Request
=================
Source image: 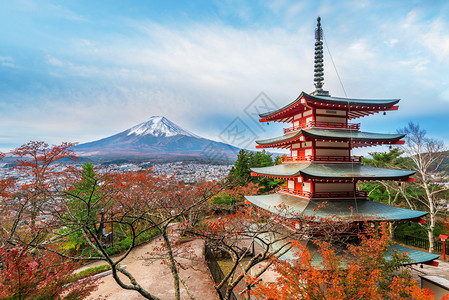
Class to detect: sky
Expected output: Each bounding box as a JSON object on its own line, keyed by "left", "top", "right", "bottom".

{"left": 0, "top": 0, "right": 448, "bottom": 155}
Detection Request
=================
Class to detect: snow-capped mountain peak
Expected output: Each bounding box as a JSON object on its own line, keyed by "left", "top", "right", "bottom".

{"left": 127, "top": 116, "right": 199, "bottom": 138}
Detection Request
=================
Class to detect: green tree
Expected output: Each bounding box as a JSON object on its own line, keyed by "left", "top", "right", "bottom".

{"left": 228, "top": 150, "right": 282, "bottom": 193}
{"left": 61, "top": 162, "right": 107, "bottom": 254}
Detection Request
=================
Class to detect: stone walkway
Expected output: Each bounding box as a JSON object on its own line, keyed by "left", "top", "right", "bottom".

{"left": 411, "top": 259, "right": 449, "bottom": 285}
{"left": 80, "top": 237, "right": 219, "bottom": 300}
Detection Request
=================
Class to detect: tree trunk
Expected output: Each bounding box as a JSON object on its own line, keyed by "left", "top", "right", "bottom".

{"left": 162, "top": 226, "right": 181, "bottom": 300}
{"left": 424, "top": 181, "right": 436, "bottom": 252}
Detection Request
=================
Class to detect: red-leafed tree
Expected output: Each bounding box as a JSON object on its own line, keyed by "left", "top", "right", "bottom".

{"left": 31, "top": 162, "right": 221, "bottom": 300}
{"left": 2, "top": 141, "right": 77, "bottom": 244}
{"left": 250, "top": 223, "right": 446, "bottom": 300}
{"left": 195, "top": 202, "right": 353, "bottom": 300}
{"left": 0, "top": 246, "right": 98, "bottom": 299}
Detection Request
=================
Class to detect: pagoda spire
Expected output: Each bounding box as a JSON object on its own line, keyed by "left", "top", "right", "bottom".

{"left": 313, "top": 17, "right": 328, "bottom": 96}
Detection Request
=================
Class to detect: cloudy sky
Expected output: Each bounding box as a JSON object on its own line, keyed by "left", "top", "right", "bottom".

{"left": 0, "top": 0, "right": 448, "bottom": 154}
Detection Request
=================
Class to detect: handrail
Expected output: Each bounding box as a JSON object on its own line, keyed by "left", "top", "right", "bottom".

{"left": 278, "top": 187, "right": 367, "bottom": 198}
{"left": 284, "top": 121, "right": 360, "bottom": 134}
{"left": 278, "top": 187, "right": 311, "bottom": 198}
{"left": 282, "top": 155, "right": 362, "bottom": 163}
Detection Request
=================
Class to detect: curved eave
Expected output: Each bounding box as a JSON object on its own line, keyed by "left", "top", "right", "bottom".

{"left": 259, "top": 93, "right": 305, "bottom": 123}
{"left": 250, "top": 163, "right": 416, "bottom": 180}
{"left": 254, "top": 234, "right": 439, "bottom": 266}
{"left": 245, "top": 194, "right": 427, "bottom": 221}
{"left": 308, "top": 92, "right": 399, "bottom": 107}
{"left": 259, "top": 92, "right": 400, "bottom": 122}
{"left": 255, "top": 131, "right": 302, "bottom": 149}
{"left": 255, "top": 129, "right": 405, "bottom": 149}
{"left": 389, "top": 244, "right": 440, "bottom": 265}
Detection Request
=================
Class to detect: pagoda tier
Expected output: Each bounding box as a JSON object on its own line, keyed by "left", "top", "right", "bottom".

{"left": 245, "top": 193, "right": 426, "bottom": 222}
{"left": 250, "top": 163, "right": 415, "bottom": 180}
{"left": 255, "top": 128, "right": 405, "bottom": 150}
{"left": 259, "top": 92, "right": 399, "bottom": 123}
{"left": 250, "top": 163, "right": 415, "bottom": 200}
{"left": 254, "top": 231, "right": 440, "bottom": 266}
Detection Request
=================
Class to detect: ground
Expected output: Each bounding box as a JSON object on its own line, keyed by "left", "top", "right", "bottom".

{"left": 78, "top": 237, "right": 219, "bottom": 300}
{"left": 411, "top": 259, "right": 449, "bottom": 283}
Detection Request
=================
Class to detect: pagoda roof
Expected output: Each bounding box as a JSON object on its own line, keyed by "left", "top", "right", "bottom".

{"left": 256, "top": 128, "right": 405, "bottom": 149}
{"left": 251, "top": 163, "right": 415, "bottom": 180}
{"left": 254, "top": 231, "right": 439, "bottom": 266}
{"left": 245, "top": 193, "right": 426, "bottom": 221}
{"left": 259, "top": 92, "right": 400, "bottom": 122}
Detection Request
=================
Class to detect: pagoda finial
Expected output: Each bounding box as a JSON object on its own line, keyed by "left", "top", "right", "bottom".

{"left": 314, "top": 16, "right": 324, "bottom": 90}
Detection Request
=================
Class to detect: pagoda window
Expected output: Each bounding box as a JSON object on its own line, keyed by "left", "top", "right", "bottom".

{"left": 305, "top": 116, "right": 314, "bottom": 125}
{"left": 303, "top": 182, "right": 312, "bottom": 193}
{"left": 287, "top": 180, "right": 295, "bottom": 190}
{"left": 292, "top": 143, "right": 301, "bottom": 149}
{"left": 291, "top": 150, "right": 298, "bottom": 158}
{"left": 303, "top": 110, "right": 313, "bottom": 117}
{"left": 293, "top": 113, "right": 302, "bottom": 120}
{"left": 305, "top": 148, "right": 313, "bottom": 158}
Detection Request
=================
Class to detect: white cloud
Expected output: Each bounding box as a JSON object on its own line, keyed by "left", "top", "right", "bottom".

{"left": 0, "top": 56, "right": 17, "bottom": 68}
{"left": 384, "top": 39, "right": 398, "bottom": 47}
{"left": 2, "top": 1, "right": 449, "bottom": 151}
{"left": 47, "top": 55, "right": 65, "bottom": 67}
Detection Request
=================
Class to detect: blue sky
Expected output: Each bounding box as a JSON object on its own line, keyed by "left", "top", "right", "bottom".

{"left": 0, "top": 0, "right": 448, "bottom": 154}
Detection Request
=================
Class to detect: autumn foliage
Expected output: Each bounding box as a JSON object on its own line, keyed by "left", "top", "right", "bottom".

{"left": 251, "top": 223, "right": 438, "bottom": 300}
{"left": 0, "top": 246, "right": 98, "bottom": 299}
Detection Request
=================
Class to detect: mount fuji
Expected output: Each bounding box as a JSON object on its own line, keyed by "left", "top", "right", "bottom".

{"left": 74, "top": 116, "right": 240, "bottom": 162}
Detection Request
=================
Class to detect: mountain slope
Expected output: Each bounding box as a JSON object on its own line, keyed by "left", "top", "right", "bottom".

{"left": 74, "top": 116, "right": 239, "bottom": 162}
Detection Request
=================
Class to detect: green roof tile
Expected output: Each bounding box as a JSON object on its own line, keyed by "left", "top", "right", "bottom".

{"left": 256, "top": 128, "right": 405, "bottom": 145}
{"left": 245, "top": 193, "right": 427, "bottom": 221}
{"left": 251, "top": 163, "right": 415, "bottom": 179}
{"left": 254, "top": 232, "right": 439, "bottom": 266}
{"left": 260, "top": 92, "right": 400, "bottom": 118}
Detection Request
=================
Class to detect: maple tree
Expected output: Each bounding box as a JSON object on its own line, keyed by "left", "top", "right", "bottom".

{"left": 1, "top": 141, "right": 77, "bottom": 245}
{"left": 197, "top": 202, "right": 352, "bottom": 300}
{"left": 1, "top": 140, "right": 222, "bottom": 300}
{"left": 0, "top": 245, "right": 98, "bottom": 299}
{"left": 39, "top": 163, "right": 220, "bottom": 300}
{"left": 250, "top": 222, "right": 446, "bottom": 300}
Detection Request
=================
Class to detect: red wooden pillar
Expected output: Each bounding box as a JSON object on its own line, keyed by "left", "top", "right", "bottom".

{"left": 440, "top": 235, "right": 448, "bottom": 260}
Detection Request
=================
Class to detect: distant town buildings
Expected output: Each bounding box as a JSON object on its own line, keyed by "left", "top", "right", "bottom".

{"left": 0, "top": 161, "right": 232, "bottom": 185}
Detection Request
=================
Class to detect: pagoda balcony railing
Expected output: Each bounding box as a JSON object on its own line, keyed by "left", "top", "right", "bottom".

{"left": 278, "top": 187, "right": 311, "bottom": 198}
{"left": 284, "top": 121, "right": 360, "bottom": 134}
{"left": 278, "top": 187, "right": 367, "bottom": 198}
{"left": 282, "top": 155, "right": 362, "bottom": 163}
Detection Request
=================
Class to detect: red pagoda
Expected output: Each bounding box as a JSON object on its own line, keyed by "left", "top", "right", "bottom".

{"left": 245, "top": 17, "right": 439, "bottom": 265}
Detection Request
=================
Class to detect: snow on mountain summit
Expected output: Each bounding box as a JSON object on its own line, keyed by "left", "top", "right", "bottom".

{"left": 127, "top": 116, "right": 199, "bottom": 138}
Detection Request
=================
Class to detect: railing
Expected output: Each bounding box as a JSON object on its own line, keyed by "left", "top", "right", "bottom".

{"left": 282, "top": 155, "right": 362, "bottom": 163}
{"left": 394, "top": 233, "right": 449, "bottom": 255}
{"left": 284, "top": 121, "right": 360, "bottom": 134}
{"left": 278, "top": 187, "right": 312, "bottom": 198}
{"left": 278, "top": 187, "right": 367, "bottom": 198}
{"left": 314, "top": 191, "right": 367, "bottom": 198}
